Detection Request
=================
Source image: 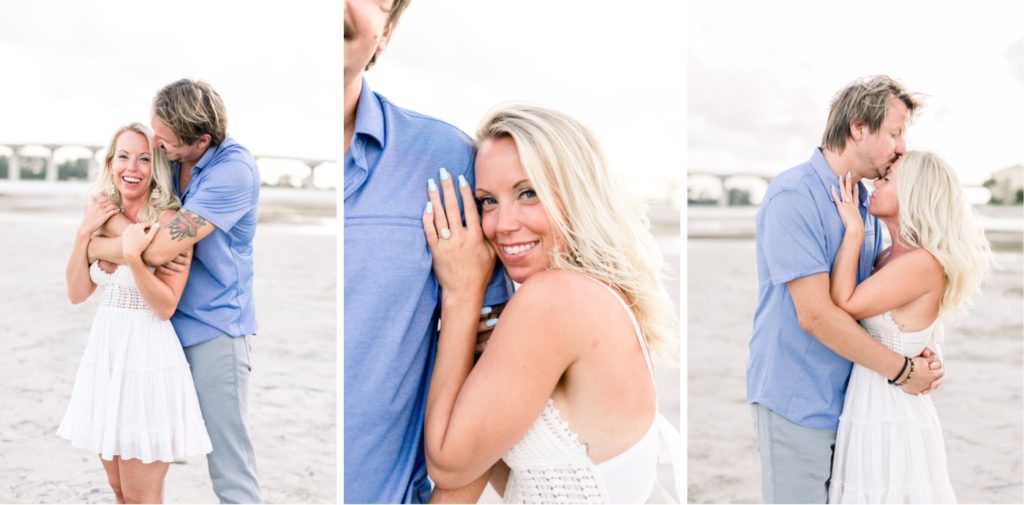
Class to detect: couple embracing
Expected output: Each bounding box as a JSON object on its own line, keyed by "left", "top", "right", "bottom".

{"left": 345, "top": 0, "right": 681, "bottom": 503}
{"left": 748, "top": 75, "right": 992, "bottom": 503}
{"left": 59, "top": 79, "right": 262, "bottom": 503}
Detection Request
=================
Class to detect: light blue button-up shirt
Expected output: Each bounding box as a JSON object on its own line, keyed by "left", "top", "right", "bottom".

{"left": 344, "top": 80, "right": 512, "bottom": 504}
{"left": 747, "top": 148, "right": 882, "bottom": 430}
{"left": 170, "top": 136, "right": 259, "bottom": 347}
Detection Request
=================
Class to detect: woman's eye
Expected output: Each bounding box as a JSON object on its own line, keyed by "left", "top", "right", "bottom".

{"left": 479, "top": 196, "right": 497, "bottom": 206}
{"left": 520, "top": 189, "right": 537, "bottom": 199}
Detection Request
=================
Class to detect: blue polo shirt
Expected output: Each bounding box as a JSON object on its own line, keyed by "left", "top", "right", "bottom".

{"left": 746, "top": 148, "right": 883, "bottom": 430}
{"left": 170, "top": 135, "right": 260, "bottom": 347}
{"left": 344, "top": 80, "right": 512, "bottom": 504}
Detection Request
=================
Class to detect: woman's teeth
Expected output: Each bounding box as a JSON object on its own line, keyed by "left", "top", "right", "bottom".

{"left": 503, "top": 242, "right": 538, "bottom": 255}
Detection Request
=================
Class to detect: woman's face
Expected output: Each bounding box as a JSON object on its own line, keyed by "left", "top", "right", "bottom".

{"left": 475, "top": 136, "right": 557, "bottom": 284}
{"left": 869, "top": 157, "right": 900, "bottom": 218}
{"left": 109, "top": 130, "right": 154, "bottom": 203}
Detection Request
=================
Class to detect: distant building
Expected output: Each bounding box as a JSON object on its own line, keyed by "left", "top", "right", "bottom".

{"left": 986, "top": 165, "right": 1024, "bottom": 204}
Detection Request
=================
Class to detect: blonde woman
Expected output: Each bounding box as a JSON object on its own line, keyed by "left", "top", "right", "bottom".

{"left": 59, "top": 123, "right": 211, "bottom": 503}
{"left": 827, "top": 151, "right": 991, "bottom": 503}
{"left": 420, "top": 105, "right": 681, "bottom": 503}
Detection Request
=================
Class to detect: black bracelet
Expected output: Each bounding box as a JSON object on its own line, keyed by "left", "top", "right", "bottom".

{"left": 894, "top": 358, "right": 916, "bottom": 387}
{"left": 888, "top": 356, "right": 910, "bottom": 385}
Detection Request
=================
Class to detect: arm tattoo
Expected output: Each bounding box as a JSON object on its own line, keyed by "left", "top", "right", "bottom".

{"left": 167, "top": 209, "right": 209, "bottom": 241}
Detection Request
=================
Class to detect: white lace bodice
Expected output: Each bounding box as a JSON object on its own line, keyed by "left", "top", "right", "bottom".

{"left": 859, "top": 311, "right": 942, "bottom": 357}
{"left": 89, "top": 262, "right": 152, "bottom": 312}
{"left": 501, "top": 279, "right": 676, "bottom": 504}
{"left": 502, "top": 399, "right": 610, "bottom": 503}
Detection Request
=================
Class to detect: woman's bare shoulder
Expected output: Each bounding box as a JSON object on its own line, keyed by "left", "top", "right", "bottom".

{"left": 506, "top": 270, "right": 624, "bottom": 334}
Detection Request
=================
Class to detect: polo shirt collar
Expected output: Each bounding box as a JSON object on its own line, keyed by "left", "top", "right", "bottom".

{"left": 193, "top": 136, "right": 232, "bottom": 173}
{"left": 353, "top": 78, "right": 385, "bottom": 149}
{"left": 810, "top": 147, "right": 869, "bottom": 208}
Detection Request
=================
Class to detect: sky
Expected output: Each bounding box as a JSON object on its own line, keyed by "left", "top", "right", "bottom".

{"left": 368, "top": 1, "right": 686, "bottom": 204}
{"left": 688, "top": 1, "right": 1024, "bottom": 186}
{"left": 0, "top": 0, "right": 341, "bottom": 187}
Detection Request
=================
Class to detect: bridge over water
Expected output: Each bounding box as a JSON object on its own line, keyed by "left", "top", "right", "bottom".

{"left": 688, "top": 172, "right": 773, "bottom": 206}
{"left": 0, "top": 142, "right": 333, "bottom": 188}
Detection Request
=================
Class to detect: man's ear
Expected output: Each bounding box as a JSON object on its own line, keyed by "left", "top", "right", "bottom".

{"left": 377, "top": 20, "right": 397, "bottom": 56}
{"left": 197, "top": 133, "right": 213, "bottom": 150}
{"left": 849, "top": 118, "right": 866, "bottom": 143}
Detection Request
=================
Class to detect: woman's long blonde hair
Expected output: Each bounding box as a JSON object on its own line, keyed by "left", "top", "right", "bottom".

{"left": 477, "top": 104, "right": 678, "bottom": 361}
{"left": 895, "top": 150, "right": 992, "bottom": 312}
{"left": 88, "top": 123, "right": 180, "bottom": 224}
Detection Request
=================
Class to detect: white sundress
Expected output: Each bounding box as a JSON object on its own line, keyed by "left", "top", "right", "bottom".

{"left": 57, "top": 262, "right": 212, "bottom": 463}
{"left": 501, "top": 281, "right": 683, "bottom": 503}
{"left": 828, "top": 311, "right": 956, "bottom": 503}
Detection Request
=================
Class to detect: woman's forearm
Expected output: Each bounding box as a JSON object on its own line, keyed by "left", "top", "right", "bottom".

{"left": 66, "top": 231, "right": 96, "bottom": 304}
{"left": 88, "top": 235, "right": 125, "bottom": 264}
{"left": 830, "top": 227, "right": 863, "bottom": 309}
{"left": 125, "top": 255, "right": 178, "bottom": 320}
{"left": 424, "top": 289, "right": 487, "bottom": 487}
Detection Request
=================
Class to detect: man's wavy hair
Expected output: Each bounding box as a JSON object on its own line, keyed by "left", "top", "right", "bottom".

{"left": 822, "top": 75, "right": 922, "bottom": 152}
{"left": 152, "top": 79, "right": 228, "bottom": 147}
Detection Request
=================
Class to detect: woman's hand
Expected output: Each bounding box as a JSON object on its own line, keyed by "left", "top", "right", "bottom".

{"left": 122, "top": 222, "right": 160, "bottom": 261}
{"left": 422, "top": 168, "right": 495, "bottom": 301}
{"left": 830, "top": 172, "right": 864, "bottom": 233}
{"left": 78, "top": 196, "right": 120, "bottom": 237}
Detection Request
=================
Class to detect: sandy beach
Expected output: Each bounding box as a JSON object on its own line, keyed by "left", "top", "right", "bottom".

{"left": 0, "top": 181, "right": 337, "bottom": 503}
{"left": 687, "top": 230, "right": 1024, "bottom": 503}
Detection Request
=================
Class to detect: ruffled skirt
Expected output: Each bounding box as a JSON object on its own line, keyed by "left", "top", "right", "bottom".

{"left": 828, "top": 364, "right": 956, "bottom": 503}
{"left": 57, "top": 308, "right": 212, "bottom": 463}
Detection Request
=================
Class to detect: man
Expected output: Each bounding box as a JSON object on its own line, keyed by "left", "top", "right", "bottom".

{"left": 747, "top": 75, "right": 944, "bottom": 503}
{"left": 90, "top": 79, "right": 262, "bottom": 503}
{"left": 344, "top": 0, "right": 512, "bottom": 503}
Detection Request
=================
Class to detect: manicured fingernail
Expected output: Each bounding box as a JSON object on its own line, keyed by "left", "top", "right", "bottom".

{"left": 425, "top": 201, "right": 433, "bottom": 214}
{"left": 439, "top": 167, "right": 450, "bottom": 181}
{"left": 480, "top": 306, "right": 493, "bottom": 315}
{"left": 485, "top": 318, "right": 498, "bottom": 328}
{"left": 428, "top": 178, "right": 437, "bottom": 192}
{"left": 847, "top": 171, "right": 851, "bottom": 179}
{"left": 458, "top": 174, "right": 468, "bottom": 188}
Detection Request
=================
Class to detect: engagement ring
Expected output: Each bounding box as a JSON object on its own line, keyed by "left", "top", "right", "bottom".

{"left": 439, "top": 227, "right": 452, "bottom": 239}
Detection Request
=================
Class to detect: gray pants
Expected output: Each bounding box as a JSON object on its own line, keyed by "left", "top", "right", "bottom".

{"left": 751, "top": 403, "right": 836, "bottom": 504}
{"left": 185, "top": 334, "right": 262, "bottom": 504}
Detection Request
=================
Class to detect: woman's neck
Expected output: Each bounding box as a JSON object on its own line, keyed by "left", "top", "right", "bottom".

{"left": 880, "top": 215, "right": 914, "bottom": 256}
{"left": 121, "top": 197, "right": 145, "bottom": 223}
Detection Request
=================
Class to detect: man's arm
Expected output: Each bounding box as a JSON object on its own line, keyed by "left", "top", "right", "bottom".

{"left": 88, "top": 208, "right": 216, "bottom": 266}
{"left": 788, "top": 273, "right": 941, "bottom": 394}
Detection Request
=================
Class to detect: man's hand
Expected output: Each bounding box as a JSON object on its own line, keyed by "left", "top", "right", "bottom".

{"left": 917, "top": 347, "right": 944, "bottom": 395}
{"left": 156, "top": 249, "right": 193, "bottom": 276}
{"left": 898, "top": 349, "right": 944, "bottom": 395}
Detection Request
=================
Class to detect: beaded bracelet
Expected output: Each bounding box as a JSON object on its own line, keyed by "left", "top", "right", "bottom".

{"left": 893, "top": 358, "right": 915, "bottom": 386}
{"left": 888, "top": 356, "right": 910, "bottom": 385}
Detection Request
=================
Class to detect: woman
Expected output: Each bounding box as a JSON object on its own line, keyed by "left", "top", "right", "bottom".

{"left": 58, "top": 123, "right": 211, "bottom": 503}
{"left": 827, "top": 151, "right": 991, "bottom": 503}
{"left": 420, "top": 105, "right": 681, "bottom": 503}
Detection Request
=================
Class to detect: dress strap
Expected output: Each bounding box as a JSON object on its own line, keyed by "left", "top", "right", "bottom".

{"left": 583, "top": 276, "right": 658, "bottom": 393}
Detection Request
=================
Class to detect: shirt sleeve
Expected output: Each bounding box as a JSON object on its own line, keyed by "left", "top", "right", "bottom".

{"left": 760, "top": 189, "right": 830, "bottom": 285}
{"left": 183, "top": 159, "right": 258, "bottom": 232}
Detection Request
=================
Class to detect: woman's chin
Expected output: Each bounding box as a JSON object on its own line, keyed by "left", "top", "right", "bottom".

{"left": 502, "top": 264, "right": 539, "bottom": 285}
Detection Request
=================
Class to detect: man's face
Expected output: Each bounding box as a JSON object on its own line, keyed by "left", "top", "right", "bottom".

{"left": 855, "top": 97, "right": 909, "bottom": 180}
{"left": 344, "top": 0, "right": 394, "bottom": 85}
{"left": 151, "top": 114, "right": 205, "bottom": 166}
